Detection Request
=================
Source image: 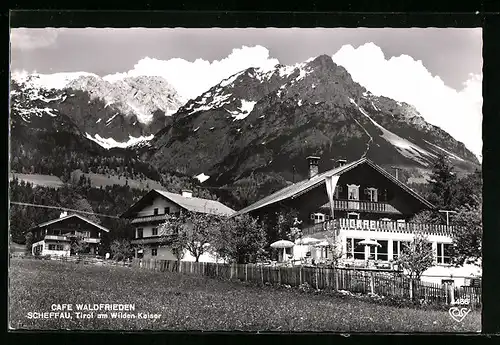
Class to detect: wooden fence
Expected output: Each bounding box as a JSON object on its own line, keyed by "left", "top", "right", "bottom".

{"left": 18, "top": 254, "right": 133, "bottom": 267}
{"left": 130, "top": 259, "right": 481, "bottom": 309}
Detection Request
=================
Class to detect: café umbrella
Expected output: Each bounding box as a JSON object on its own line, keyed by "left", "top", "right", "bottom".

{"left": 358, "top": 239, "right": 381, "bottom": 247}
{"left": 295, "top": 237, "right": 321, "bottom": 245}
{"left": 270, "top": 240, "right": 295, "bottom": 262}
{"left": 358, "top": 239, "right": 381, "bottom": 266}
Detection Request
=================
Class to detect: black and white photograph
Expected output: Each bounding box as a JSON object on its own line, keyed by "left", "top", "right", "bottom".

{"left": 8, "top": 26, "right": 483, "bottom": 332}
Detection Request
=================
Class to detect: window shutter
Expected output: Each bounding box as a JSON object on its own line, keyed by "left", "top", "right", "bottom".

{"left": 310, "top": 214, "right": 315, "bottom": 220}
{"left": 338, "top": 185, "right": 343, "bottom": 192}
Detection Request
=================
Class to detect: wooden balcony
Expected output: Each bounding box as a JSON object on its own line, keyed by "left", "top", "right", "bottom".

{"left": 130, "top": 213, "right": 181, "bottom": 224}
{"left": 44, "top": 235, "right": 70, "bottom": 241}
{"left": 131, "top": 235, "right": 173, "bottom": 245}
{"left": 302, "top": 218, "right": 454, "bottom": 237}
{"left": 82, "top": 238, "right": 101, "bottom": 244}
{"left": 321, "top": 199, "right": 401, "bottom": 215}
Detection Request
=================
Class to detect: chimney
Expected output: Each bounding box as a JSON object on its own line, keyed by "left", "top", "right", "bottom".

{"left": 337, "top": 159, "right": 347, "bottom": 168}
{"left": 306, "top": 156, "right": 320, "bottom": 179}
{"left": 181, "top": 189, "right": 193, "bottom": 198}
{"left": 59, "top": 211, "right": 68, "bottom": 219}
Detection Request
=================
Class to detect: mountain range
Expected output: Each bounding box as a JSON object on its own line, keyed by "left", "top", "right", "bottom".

{"left": 10, "top": 55, "right": 480, "bottom": 188}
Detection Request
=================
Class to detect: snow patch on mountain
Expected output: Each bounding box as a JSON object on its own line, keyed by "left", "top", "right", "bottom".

{"left": 423, "top": 139, "right": 465, "bottom": 162}
{"left": 85, "top": 133, "right": 154, "bottom": 149}
{"left": 220, "top": 71, "right": 245, "bottom": 87}
{"left": 43, "top": 108, "right": 58, "bottom": 117}
{"left": 229, "top": 100, "right": 257, "bottom": 120}
{"left": 189, "top": 92, "right": 232, "bottom": 115}
{"left": 106, "top": 113, "right": 119, "bottom": 126}
{"left": 195, "top": 173, "right": 210, "bottom": 183}
{"left": 349, "top": 98, "right": 436, "bottom": 166}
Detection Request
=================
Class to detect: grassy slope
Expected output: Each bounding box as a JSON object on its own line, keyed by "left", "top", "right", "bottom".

{"left": 9, "top": 259, "right": 480, "bottom": 332}
{"left": 71, "top": 170, "right": 164, "bottom": 190}
{"left": 9, "top": 174, "right": 65, "bottom": 189}
{"left": 8, "top": 172, "right": 165, "bottom": 191}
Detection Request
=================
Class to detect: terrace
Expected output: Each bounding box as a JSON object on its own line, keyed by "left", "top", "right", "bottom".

{"left": 302, "top": 218, "right": 454, "bottom": 237}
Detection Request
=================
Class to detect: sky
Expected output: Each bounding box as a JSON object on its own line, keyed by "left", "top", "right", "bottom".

{"left": 10, "top": 28, "right": 483, "bottom": 159}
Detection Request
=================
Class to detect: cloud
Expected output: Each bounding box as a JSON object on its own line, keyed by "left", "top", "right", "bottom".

{"left": 10, "top": 28, "right": 60, "bottom": 50}
{"left": 332, "top": 42, "right": 482, "bottom": 160}
{"left": 103, "top": 45, "right": 280, "bottom": 102}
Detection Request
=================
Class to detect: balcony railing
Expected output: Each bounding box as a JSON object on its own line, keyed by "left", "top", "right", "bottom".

{"left": 82, "top": 238, "right": 101, "bottom": 244}
{"left": 44, "top": 235, "right": 70, "bottom": 241}
{"left": 302, "top": 218, "right": 454, "bottom": 237}
{"left": 130, "top": 214, "right": 179, "bottom": 224}
{"left": 131, "top": 235, "right": 173, "bottom": 245}
{"left": 321, "top": 199, "right": 401, "bottom": 214}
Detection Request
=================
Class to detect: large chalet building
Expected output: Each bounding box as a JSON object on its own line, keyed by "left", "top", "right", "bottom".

{"left": 233, "top": 156, "right": 466, "bottom": 282}
{"left": 121, "top": 189, "right": 235, "bottom": 262}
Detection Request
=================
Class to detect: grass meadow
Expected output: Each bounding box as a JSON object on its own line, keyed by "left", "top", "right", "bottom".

{"left": 9, "top": 258, "right": 481, "bottom": 332}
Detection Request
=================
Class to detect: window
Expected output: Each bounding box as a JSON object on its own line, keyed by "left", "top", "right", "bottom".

{"left": 353, "top": 239, "right": 365, "bottom": 259}
{"left": 151, "top": 248, "right": 158, "bottom": 256}
{"left": 347, "top": 185, "right": 360, "bottom": 200}
{"left": 154, "top": 208, "right": 159, "bottom": 215}
{"left": 346, "top": 238, "right": 366, "bottom": 260}
{"left": 334, "top": 185, "right": 343, "bottom": 199}
{"left": 347, "top": 212, "right": 360, "bottom": 220}
{"left": 164, "top": 207, "right": 170, "bottom": 214}
{"left": 48, "top": 244, "right": 64, "bottom": 251}
{"left": 365, "top": 188, "right": 378, "bottom": 202}
{"left": 437, "top": 243, "right": 452, "bottom": 264}
{"left": 136, "top": 228, "right": 143, "bottom": 239}
{"left": 372, "top": 240, "right": 388, "bottom": 261}
{"left": 392, "top": 240, "right": 411, "bottom": 260}
{"left": 81, "top": 231, "right": 91, "bottom": 238}
{"left": 34, "top": 244, "right": 43, "bottom": 255}
{"left": 346, "top": 238, "right": 353, "bottom": 259}
{"left": 152, "top": 227, "right": 158, "bottom": 236}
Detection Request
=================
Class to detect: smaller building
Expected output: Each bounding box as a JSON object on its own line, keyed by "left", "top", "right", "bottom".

{"left": 27, "top": 212, "right": 110, "bottom": 257}
{"left": 121, "top": 189, "right": 236, "bottom": 261}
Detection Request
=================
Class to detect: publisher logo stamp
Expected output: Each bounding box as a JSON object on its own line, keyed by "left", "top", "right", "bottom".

{"left": 448, "top": 307, "right": 471, "bottom": 322}
{"left": 448, "top": 298, "right": 471, "bottom": 322}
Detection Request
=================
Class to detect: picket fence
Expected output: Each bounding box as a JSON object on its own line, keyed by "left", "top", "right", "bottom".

{"left": 21, "top": 254, "right": 133, "bottom": 267}
{"left": 130, "top": 259, "right": 481, "bottom": 309}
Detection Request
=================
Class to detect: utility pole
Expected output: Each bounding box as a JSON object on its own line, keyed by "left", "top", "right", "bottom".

{"left": 439, "top": 210, "right": 457, "bottom": 227}
{"left": 391, "top": 166, "right": 402, "bottom": 181}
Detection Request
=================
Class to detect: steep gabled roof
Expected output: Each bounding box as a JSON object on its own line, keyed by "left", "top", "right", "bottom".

{"left": 28, "top": 214, "right": 111, "bottom": 233}
{"left": 232, "top": 157, "right": 435, "bottom": 217}
{"left": 121, "top": 189, "right": 236, "bottom": 218}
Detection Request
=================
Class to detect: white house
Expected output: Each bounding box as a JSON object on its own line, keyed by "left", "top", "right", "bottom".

{"left": 121, "top": 189, "right": 235, "bottom": 262}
